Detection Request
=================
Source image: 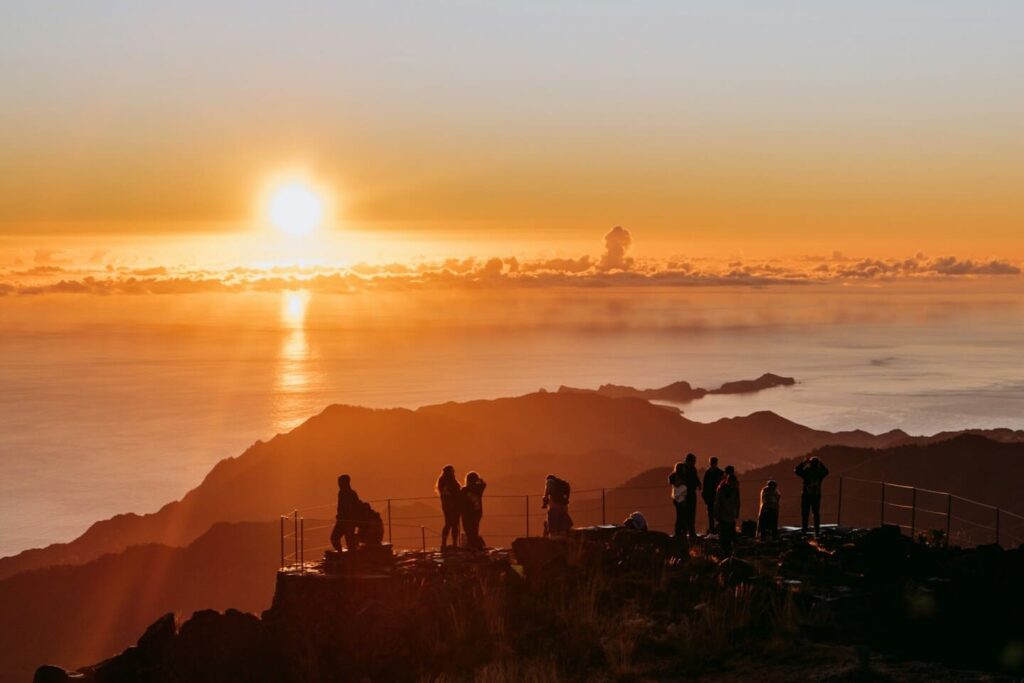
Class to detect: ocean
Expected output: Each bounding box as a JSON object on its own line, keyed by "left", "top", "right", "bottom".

{"left": 2, "top": 281, "right": 1023, "bottom": 556}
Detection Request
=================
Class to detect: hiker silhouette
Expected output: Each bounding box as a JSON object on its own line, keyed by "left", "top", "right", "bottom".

{"left": 461, "top": 471, "right": 487, "bottom": 550}
{"left": 702, "top": 456, "right": 724, "bottom": 534}
{"left": 436, "top": 465, "right": 462, "bottom": 549}
{"left": 668, "top": 454, "right": 701, "bottom": 540}
{"left": 714, "top": 472, "right": 741, "bottom": 555}
{"left": 795, "top": 456, "right": 830, "bottom": 534}
{"left": 330, "top": 474, "right": 362, "bottom": 551}
{"left": 758, "top": 480, "right": 781, "bottom": 541}
{"left": 543, "top": 474, "right": 573, "bottom": 536}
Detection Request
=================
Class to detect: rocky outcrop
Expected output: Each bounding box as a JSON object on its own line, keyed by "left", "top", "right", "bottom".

{"left": 557, "top": 372, "right": 796, "bottom": 403}
{"left": 35, "top": 527, "right": 1024, "bottom": 682}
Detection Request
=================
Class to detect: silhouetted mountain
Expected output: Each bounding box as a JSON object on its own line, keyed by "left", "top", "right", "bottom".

{"left": 0, "top": 522, "right": 279, "bottom": 683}
{"left": 557, "top": 372, "right": 796, "bottom": 402}
{"left": 3, "top": 391, "right": 1021, "bottom": 583}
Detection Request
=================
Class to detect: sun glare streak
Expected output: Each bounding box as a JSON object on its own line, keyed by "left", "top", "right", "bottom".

{"left": 274, "top": 290, "right": 313, "bottom": 430}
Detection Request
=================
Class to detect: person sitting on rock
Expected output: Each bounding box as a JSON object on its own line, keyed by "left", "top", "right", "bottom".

{"left": 460, "top": 471, "right": 487, "bottom": 550}
{"left": 714, "top": 473, "right": 741, "bottom": 556}
{"left": 758, "top": 480, "right": 781, "bottom": 541}
{"left": 543, "top": 474, "right": 573, "bottom": 537}
{"left": 436, "top": 464, "right": 462, "bottom": 549}
{"left": 795, "top": 456, "right": 830, "bottom": 534}
{"left": 355, "top": 501, "right": 384, "bottom": 546}
{"left": 330, "top": 474, "right": 363, "bottom": 552}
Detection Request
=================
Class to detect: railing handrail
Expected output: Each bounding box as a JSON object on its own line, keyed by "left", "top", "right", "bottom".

{"left": 279, "top": 473, "right": 1021, "bottom": 569}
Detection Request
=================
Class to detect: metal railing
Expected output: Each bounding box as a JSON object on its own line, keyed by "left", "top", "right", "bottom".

{"left": 279, "top": 476, "right": 1024, "bottom": 571}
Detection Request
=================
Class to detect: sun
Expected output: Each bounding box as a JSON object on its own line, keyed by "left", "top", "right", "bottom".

{"left": 266, "top": 180, "right": 325, "bottom": 238}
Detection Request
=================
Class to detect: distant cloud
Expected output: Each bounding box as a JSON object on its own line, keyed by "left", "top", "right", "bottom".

{"left": 598, "top": 226, "right": 633, "bottom": 271}
{"left": 0, "top": 229, "right": 1020, "bottom": 296}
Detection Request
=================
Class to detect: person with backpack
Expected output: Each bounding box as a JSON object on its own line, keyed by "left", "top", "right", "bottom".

{"left": 758, "top": 480, "right": 781, "bottom": 541}
{"left": 543, "top": 474, "right": 573, "bottom": 536}
{"left": 330, "top": 474, "right": 363, "bottom": 552}
{"left": 702, "top": 456, "right": 724, "bottom": 534}
{"left": 460, "top": 471, "right": 487, "bottom": 550}
{"left": 436, "top": 465, "right": 462, "bottom": 549}
{"left": 795, "top": 456, "right": 830, "bottom": 534}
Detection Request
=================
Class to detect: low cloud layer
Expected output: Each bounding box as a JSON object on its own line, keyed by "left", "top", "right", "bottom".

{"left": 1, "top": 229, "right": 1020, "bottom": 297}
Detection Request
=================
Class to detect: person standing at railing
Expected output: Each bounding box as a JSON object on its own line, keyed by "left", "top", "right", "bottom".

{"left": 795, "top": 456, "right": 830, "bottom": 535}
{"left": 437, "top": 465, "right": 462, "bottom": 550}
{"left": 330, "top": 474, "right": 363, "bottom": 552}
{"left": 461, "top": 471, "right": 487, "bottom": 550}
{"left": 702, "top": 456, "right": 724, "bottom": 534}
{"left": 543, "top": 474, "right": 573, "bottom": 536}
{"left": 714, "top": 472, "right": 741, "bottom": 556}
{"left": 758, "top": 480, "right": 781, "bottom": 541}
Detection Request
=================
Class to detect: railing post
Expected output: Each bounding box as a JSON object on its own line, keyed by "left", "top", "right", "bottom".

{"left": 996, "top": 508, "right": 1001, "bottom": 546}
{"left": 387, "top": 499, "right": 393, "bottom": 546}
{"left": 293, "top": 511, "right": 298, "bottom": 569}
{"left": 421, "top": 526, "right": 426, "bottom": 552}
{"left": 279, "top": 516, "right": 285, "bottom": 569}
{"left": 910, "top": 488, "right": 917, "bottom": 538}
{"left": 525, "top": 496, "right": 530, "bottom": 537}
{"left": 946, "top": 494, "right": 952, "bottom": 541}
{"left": 601, "top": 488, "right": 607, "bottom": 525}
{"left": 880, "top": 483, "right": 886, "bottom": 526}
{"left": 837, "top": 477, "right": 843, "bottom": 527}
{"left": 300, "top": 517, "right": 305, "bottom": 574}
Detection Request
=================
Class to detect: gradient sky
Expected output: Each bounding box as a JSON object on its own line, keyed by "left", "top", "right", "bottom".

{"left": 2, "top": 1, "right": 1023, "bottom": 257}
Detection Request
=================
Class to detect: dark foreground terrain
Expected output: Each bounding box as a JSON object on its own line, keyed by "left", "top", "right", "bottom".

{"left": 35, "top": 525, "right": 1024, "bottom": 683}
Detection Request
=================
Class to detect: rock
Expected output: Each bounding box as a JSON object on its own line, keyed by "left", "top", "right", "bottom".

{"left": 166, "top": 609, "right": 279, "bottom": 683}
{"left": 33, "top": 665, "right": 79, "bottom": 683}
{"left": 136, "top": 613, "right": 175, "bottom": 661}
{"left": 511, "top": 537, "right": 569, "bottom": 581}
{"left": 716, "top": 556, "right": 756, "bottom": 585}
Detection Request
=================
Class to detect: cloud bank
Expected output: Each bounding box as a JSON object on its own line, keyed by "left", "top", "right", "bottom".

{"left": 0, "top": 227, "right": 1019, "bottom": 296}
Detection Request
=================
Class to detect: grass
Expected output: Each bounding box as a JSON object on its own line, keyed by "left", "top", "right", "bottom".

{"left": 418, "top": 544, "right": 815, "bottom": 682}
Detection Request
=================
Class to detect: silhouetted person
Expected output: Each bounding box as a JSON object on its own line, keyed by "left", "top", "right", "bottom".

{"left": 437, "top": 465, "right": 461, "bottom": 549}
{"left": 715, "top": 473, "right": 741, "bottom": 556}
{"left": 702, "top": 456, "right": 724, "bottom": 534}
{"left": 543, "top": 473, "right": 573, "bottom": 536}
{"left": 669, "top": 454, "right": 701, "bottom": 539}
{"left": 460, "top": 471, "right": 487, "bottom": 550}
{"left": 668, "top": 462, "right": 688, "bottom": 538}
{"left": 795, "top": 456, "right": 829, "bottom": 534}
{"left": 330, "top": 474, "right": 362, "bottom": 551}
{"left": 758, "top": 480, "right": 781, "bottom": 541}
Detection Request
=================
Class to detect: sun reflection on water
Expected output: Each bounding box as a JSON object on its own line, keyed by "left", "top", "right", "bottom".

{"left": 274, "top": 290, "right": 312, "bottom": 431}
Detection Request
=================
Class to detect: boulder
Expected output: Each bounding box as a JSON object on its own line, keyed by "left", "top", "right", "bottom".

{"left": 511, "top": 537, "right": 569, "bottom": 581}
{"left": 32, "top": 665, "right": 79, "bottom": 683}
{"left": 716, "top": 556, "right": 756, "bottom": 586}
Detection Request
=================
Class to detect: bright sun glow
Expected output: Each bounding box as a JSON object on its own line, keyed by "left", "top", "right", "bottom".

{"left": 267, "top": 181, "right": 325, "bottom": 238}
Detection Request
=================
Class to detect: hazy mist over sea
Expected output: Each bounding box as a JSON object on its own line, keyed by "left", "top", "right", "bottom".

{"left": 2, "top": 281, "right": 1023, "bottom": 556}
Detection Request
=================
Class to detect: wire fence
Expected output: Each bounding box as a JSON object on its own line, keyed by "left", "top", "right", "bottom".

{"left": 279, "top": 476, "right": 1024, "bottom": 571}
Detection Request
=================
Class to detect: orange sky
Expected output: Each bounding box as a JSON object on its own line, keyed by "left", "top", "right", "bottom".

{"left": 1, "top": 2, "right": 1022, "bottom": 261}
